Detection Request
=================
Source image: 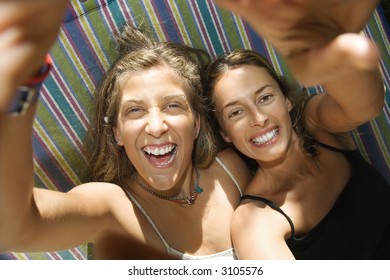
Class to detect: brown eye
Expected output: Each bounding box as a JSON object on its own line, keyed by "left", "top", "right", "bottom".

{"left": 258, "top": 94, "right": 273, "bottom": 104}
{"left": 228, "top": 109, "right": 243, "bottom": 119}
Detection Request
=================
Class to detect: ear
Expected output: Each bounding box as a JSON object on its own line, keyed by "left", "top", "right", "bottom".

{"left": 286, "top": 98, "right": 293, "bottom": 112}
{"left": 194, "top": 114, "right": 201, "bottom": 139}
{"left": 112, "top": 127, "right": 123, "bottom": 146}
{"left": 219, "top": 130, "right": 232, "bottom": 143}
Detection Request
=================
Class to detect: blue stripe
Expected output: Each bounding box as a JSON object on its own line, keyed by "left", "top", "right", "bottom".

{"left": 152, "top": 0, "right": 184, "bottom": 44}
{"left": 33, "top": 135, "right": 76, "bottom": 192}
{"left": 42, "top": 78, "right": 87, "bottom": 140}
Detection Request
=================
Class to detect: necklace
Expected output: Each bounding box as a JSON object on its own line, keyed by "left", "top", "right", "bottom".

{"left": 134, "top": 167, "right": 203, "bottom": 205}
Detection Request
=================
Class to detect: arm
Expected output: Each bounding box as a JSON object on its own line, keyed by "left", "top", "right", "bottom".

{"left": 232, "top": 202, "right": 295, "bottom": 260}
{"left": 215, "top": 0, "right": 385, "bottom": 135}
{"left": 0, "top": 102, "right": 130, "bottom": 252}
{"left": 0, "top": 0, "right": 70, "bottom": 113}
{"left": 0, "top": 0, "right": 134, "bottom": 252}
{"left": 305, "top": 43, "right": 385, "bottom": 135}
{"left": 214, "top": 0, "right": 381, "bottom": 85}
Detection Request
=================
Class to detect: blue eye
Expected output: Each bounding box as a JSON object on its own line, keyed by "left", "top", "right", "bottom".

{"left": 127, "top": 107, "right": 141, "bottom": 114}
{"left": 166, "top": 103, "right": 180, "bottom": 109}
{"left": 124, "top": 106, "right": 145, "bottom": 118}
{"left": 164, "top": 102, "right": 189, "bottom": 112}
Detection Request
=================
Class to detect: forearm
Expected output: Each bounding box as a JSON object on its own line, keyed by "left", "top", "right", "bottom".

{"left": 322, "top": 62, "right": 385, "bottom": 125}
{"left": 299, "top": 33, "right": 385, "bottom": 133}
{"left": 0, "top": 104, "right": 37, "bottom": 249}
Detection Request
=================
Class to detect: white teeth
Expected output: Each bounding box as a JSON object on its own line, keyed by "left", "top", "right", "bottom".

{"left": 144, "top": 145, "right": 175, "bottom": 156}
{"left": 252, "top": 129, "right": 278, "bottom": 145}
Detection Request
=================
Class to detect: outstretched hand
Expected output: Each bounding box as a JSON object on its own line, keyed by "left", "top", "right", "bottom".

{"left": 0, "top": 0, "right": 70, "bottom": 113}
{"left": 215, "top": 0, "right": 381, "bottom": 85}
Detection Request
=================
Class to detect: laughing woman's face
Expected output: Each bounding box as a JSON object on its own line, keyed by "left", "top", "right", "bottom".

{"left": 113, "top": 65, "right": 199, "bottom": 193}
{"left": 213, "top": 64, "right": 295, "bottom": 166}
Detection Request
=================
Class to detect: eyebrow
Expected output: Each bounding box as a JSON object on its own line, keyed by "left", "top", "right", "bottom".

{"left": 122, "top": 94, "right": 187, "bottom": 105}
{"left": 163, "top": 94, "right": 187, "bottom": 101}
{"left": 222, "top": 84, "right": 273, "bottom": 109}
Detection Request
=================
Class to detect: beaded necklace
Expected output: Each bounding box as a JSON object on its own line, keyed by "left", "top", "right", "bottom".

{"left": 134, "top": 167, "right": 203, "bottom": 205}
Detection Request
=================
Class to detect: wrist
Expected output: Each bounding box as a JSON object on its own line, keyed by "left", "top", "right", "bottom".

{"left": 24, "top": 55, "right": 52, "bottom": 85}
{"left": 7, "top": 55, "right": 52, "bottom": 116}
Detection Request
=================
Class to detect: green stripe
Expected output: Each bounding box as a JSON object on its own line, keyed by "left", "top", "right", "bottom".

{"left": 168, "top": 0, "right": 192, "bottom": 45}
{"left": 176, "top": 1, "right": 204, "bottom": 48}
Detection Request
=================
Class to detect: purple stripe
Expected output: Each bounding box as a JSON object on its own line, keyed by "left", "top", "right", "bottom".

{"left": 33, "top": 135, "right": 74, "bottom": 191}
{"left": 62, "top": 23, "right": 105, "bottom": 84}
{"left": 118, "top": 0, "right": 134, "bottom": 24}
{"left": 189, "top": 0, "right": 215, "bottom": 56}
{"left": 100, "top": 0, "right": 120, "bottom": 34}
{"left": 50, "top": 69, "right": 89, "bottom": 129}
{"left": 150, "top": 1, "right": 170, "bottom": 41}
{"left": 70, "top": 248, "right": 86, "bottom": 259}
{"left": 208, "top": 1, "right": 230, "bottom": 52}
{"left": 40, "top": 88, "right": 85, "bottom": 154}
{"left": 242, "top": 22, "right": 257, "bottom": 51}
{"left": 161, "top": 0, "right": 186, "bottom": 43}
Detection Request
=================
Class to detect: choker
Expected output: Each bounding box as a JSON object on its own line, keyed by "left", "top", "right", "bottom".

{"left": 134, "top": 167, "right": 203, "bottom": 205}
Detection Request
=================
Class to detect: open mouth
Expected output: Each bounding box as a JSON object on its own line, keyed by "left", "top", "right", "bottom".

{"left": 143, "top": 144, "right": 177, "bottom": 167}
{"left": 251, "top": 128, "right": 279, "bottom": 145}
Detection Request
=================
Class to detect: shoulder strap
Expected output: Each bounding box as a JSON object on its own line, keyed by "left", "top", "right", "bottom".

{"left": 241, "top": 194, "right": 295, "bottom": 239}
{"left": 215, "top": 156, "right": 243, "bottom": 196}
{"left": 316, "top": 141, "right": 363, "bottom": 161}
{"left": 316, "top": 141, "right": 346, "bottom": 153}
{"left": 124, "top": 189, "right": 170, "bottom": 251}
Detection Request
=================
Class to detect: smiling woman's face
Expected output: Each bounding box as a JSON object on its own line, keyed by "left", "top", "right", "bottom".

{"left": 114, "top": 65, "right": 199, "bottom": 191}
{"left": 213, "top": 64, "right": 294, "bottom": 165}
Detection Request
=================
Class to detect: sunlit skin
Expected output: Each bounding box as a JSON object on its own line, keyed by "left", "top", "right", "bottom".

{"left": 213, "top": 64, "right": 354, "bottom": 259}
{"left": 114, "top": 66, "right": 200, "bottom": 197}
{"left": 213, "top": 65, "right": 296, "bottom": 167}
{"left": 212, "top": 52, "right": 385, "bottom": 259}
{"left": 213, "top": 0, "right": 380, "bottom": 86}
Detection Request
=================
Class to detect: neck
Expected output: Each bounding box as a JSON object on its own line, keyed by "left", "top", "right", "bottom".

{"left": 253, "top": 141, "right": 317, "bottom": 192}
{"left": 131, "top": 165, "right": 203, "bottom": 205}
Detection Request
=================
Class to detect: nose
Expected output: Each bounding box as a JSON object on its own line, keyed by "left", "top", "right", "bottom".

{"left": 249, "top": 109, "right": 268, "bottom": 127}
{"left": 145, "top": 108, "right": 168, "bottom": 137}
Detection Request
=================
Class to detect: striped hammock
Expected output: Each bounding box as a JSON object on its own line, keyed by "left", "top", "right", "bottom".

{"left": 1, "top": 0, "right": 389, "bottom": 260}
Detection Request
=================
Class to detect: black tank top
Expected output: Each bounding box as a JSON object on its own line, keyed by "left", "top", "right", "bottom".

{"left": 241, "top": 142, "right": 390, "bottom": 259}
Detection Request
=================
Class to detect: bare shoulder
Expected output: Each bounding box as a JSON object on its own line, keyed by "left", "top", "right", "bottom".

{"left": 232, "top": 200, "right": 294, "bottom": 259}
{"left": 67, "top": 182, "right": 134, "bottom": 218}
{"left": 215, "top": 148, "right": 253, "bottom": 191}
{"left": 69, "top": 182, "right": 127, "bottom": 199}
{"left": 232, "top": 200, "right": 264, "bottom": 229}
{"left": 232, "top": 199, "right": 291, "bottom": 239}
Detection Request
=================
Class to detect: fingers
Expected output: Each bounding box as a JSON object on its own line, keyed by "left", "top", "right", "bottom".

{"left": 286, "top": 33, "right": 380, "bottom": 86}
{"left": 0, "top": 0, "right": 70, "bottom": 114}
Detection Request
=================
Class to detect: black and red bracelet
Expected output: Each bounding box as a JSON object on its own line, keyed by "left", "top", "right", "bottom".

{"left": 7, "top": 55, "right": 52, "bottom": 116}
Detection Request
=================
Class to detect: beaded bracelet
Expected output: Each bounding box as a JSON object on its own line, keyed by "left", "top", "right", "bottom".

{"left": 7, "top": 55, "right": 52, "bottom": 116}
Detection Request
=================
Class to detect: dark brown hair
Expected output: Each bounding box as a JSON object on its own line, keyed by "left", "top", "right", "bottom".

{"left": 203, "top": 49, "right": 318, "bottom": 161}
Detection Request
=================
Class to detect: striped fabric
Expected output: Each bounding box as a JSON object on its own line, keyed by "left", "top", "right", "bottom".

{"left": 1, "top": 0, "right": 389, "bottom": 260}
